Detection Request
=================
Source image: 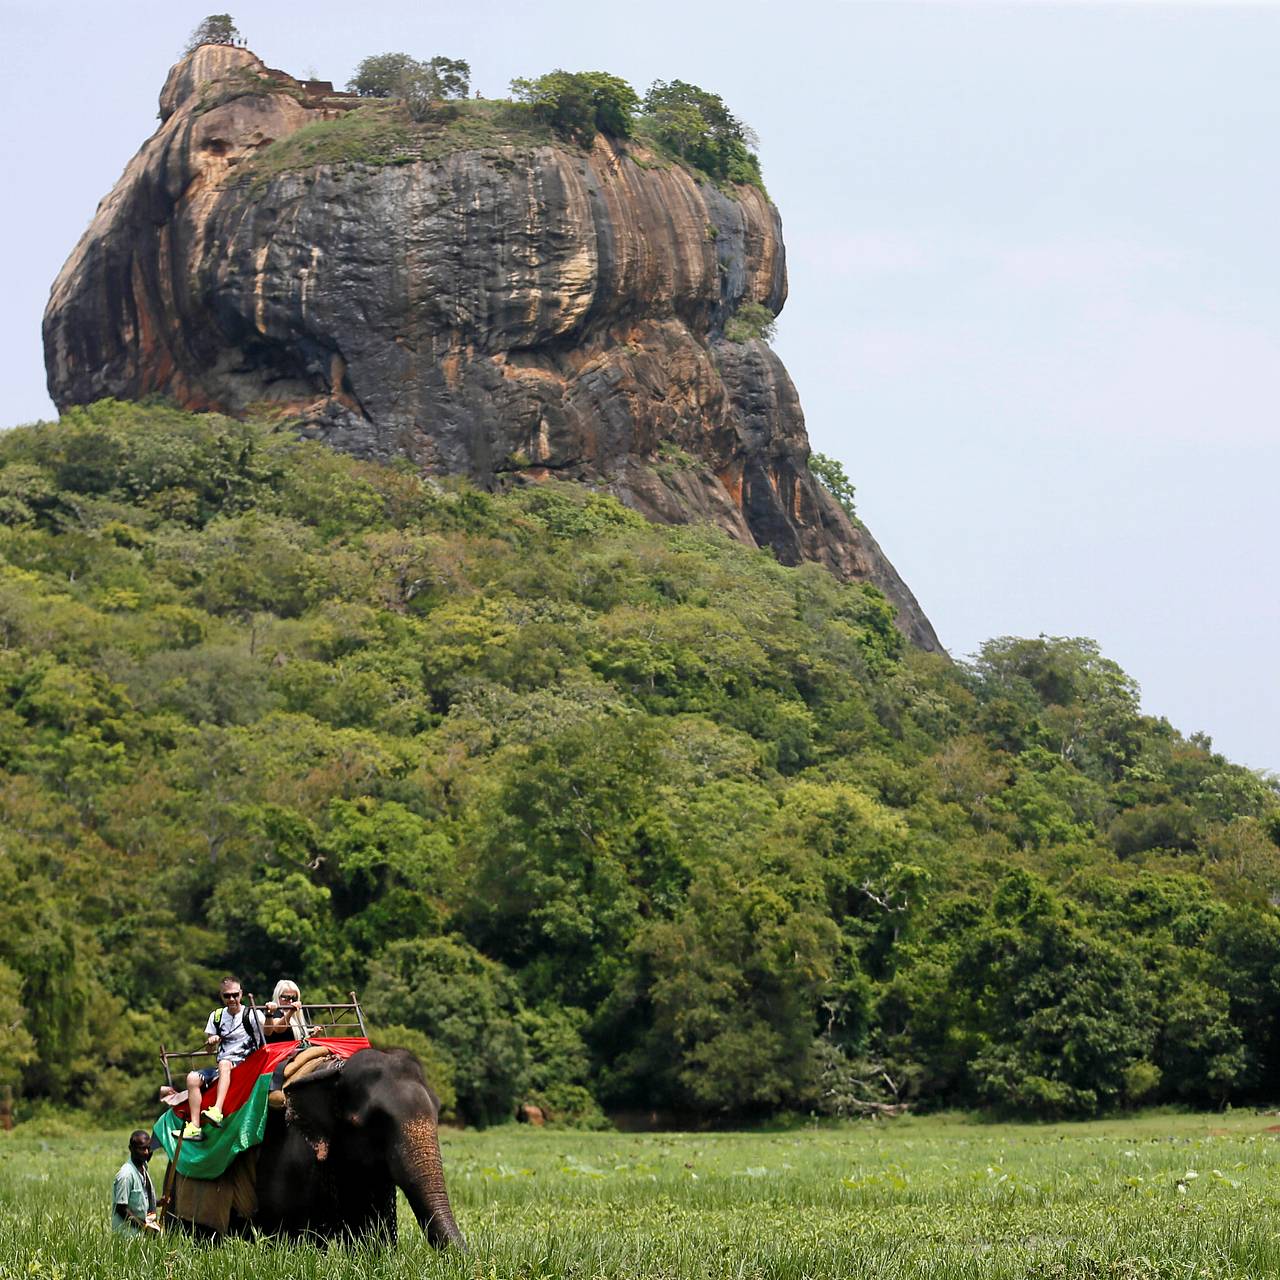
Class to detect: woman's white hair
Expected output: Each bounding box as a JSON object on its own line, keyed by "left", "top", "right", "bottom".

{"left": 270, "top": 979, "right": 307, "bottom": 1039}
{"left": 271, "top": 979, "right": 301, "bottom": 1003}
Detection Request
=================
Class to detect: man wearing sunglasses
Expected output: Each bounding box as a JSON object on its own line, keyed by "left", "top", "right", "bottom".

{"left": 176, "top": 977, "right": 265, "bottom": 1142}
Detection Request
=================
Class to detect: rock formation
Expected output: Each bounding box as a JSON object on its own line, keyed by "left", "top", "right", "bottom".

{"left": 44, "top": 46, "right": 940, "bottom": 650}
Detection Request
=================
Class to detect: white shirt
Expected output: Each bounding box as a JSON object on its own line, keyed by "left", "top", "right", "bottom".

{"left": 203, "top": 1006, "right": 266, "bottom": 1063}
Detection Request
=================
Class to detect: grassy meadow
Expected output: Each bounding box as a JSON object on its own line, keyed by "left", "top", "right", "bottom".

{"left": 4, "top": 1112, "right": 1280, "bottom": 1279}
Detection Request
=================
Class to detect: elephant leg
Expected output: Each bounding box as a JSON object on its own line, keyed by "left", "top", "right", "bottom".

{"left": 254, "top": 1120, "right": 335, "bottom": 1234}
{"left": 337, "top": 1183, "right": 397, "bottom": 1244}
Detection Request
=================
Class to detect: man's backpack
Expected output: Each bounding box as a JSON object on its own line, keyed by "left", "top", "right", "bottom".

{"left": 213, "top": 1003, "right": 264, "bottom": 1052}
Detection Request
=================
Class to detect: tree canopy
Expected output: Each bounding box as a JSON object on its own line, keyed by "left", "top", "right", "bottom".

{"left": 0, "top": 400, "right": 1275, "bottom": 1126}
{"left": 510, "top": 71, "right": 639, "bottom": 146}
{"left": 347, "top": 53, "right": 471, "bottom": 121}
{"left": 808, "top": 453, "right": 857, "bottom": 520}
{"left": 184, "top": 14, "right": 239, "bottom": 54}
{"left": 639, "top": 79, "right": 763, "bottom": 186}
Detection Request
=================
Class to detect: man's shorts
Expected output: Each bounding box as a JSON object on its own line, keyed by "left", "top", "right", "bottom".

{"left": 193, "top": 1065, "right": 220, "bottom": 1090}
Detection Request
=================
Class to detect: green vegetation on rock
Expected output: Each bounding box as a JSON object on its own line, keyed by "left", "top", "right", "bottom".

{"left": 196, "top": 65, "right": 306, "bottom": 117}
{"left": 724, "top": 301, "right": 777, "bottom": 344}
{"left": 184, "top": 13, "right": 239, "bottom": 55}
{"left": 348, "top": 53, "right": 470, "bottom": 103}
{"left": 0, "top": 401, "right": 1276, "bottom": 1128}
{"left": 510, "top": 70, "right": 640, "bottom": 146}
{"left": 808, "top": 452, "right": 857, "bottom": 520}
{"left": 638, "top": 78, "right": 764, "bottom": 188}
{"left": 238, "top": 99, "right": 555, "bottom": 189}
{"left": 347, "top": 53, "right": 470, "bottom": 122}
{"left": 227, "top": 54, "right": 765, "bottom": 195}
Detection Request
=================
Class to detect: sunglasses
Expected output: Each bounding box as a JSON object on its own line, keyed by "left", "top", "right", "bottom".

{"left": 279, "top": 995, "right": 299, "bottom": 1002}
{"left": 221, "top": 991, "right": 242, "bottom": 1000}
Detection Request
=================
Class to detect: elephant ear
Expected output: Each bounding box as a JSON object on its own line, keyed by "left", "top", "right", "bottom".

{"left": 283, "top": 1059, "right": 347, "bottom": 1159}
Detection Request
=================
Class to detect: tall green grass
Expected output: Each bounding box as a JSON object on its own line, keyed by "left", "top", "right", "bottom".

{"left": 4, "top": 1113, "right": 1280, "bottom": 1278}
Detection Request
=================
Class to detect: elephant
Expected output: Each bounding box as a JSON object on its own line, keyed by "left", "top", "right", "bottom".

{"left": 169, "top": 1046, "right": 465, "bottom": 1247}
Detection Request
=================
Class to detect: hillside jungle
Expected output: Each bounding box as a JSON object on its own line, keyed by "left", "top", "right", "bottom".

{"left": 0, "top": 401, "right": 1277, "bottom": 1128}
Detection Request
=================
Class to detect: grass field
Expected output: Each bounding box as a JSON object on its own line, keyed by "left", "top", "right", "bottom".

{"left": 4, "top": 1111, "right": 1280, "bottom": 1279}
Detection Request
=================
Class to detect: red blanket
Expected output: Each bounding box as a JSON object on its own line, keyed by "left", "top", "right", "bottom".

{"left": 169, "top": 1037, "right": 370, "bottom": 1121}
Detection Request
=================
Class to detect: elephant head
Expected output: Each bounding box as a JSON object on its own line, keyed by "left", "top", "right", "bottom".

{"left": 284, "top": 1047, "right": 465, "bottom": 1248}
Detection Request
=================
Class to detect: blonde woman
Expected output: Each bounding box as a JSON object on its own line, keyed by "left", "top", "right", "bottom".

{"left": 263, "top": 979, "right": 314, "bottom": 1041}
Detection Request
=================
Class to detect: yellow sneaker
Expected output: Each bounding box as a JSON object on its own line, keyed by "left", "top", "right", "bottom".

{"left": 203, "top": 1106, "right": 225, "bottom": 1127}
{"left": 181, "top": 1122, "right": 203, "bottom": 1141}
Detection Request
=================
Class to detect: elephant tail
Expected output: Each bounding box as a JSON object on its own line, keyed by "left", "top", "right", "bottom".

{"left": 393, "top": 1113, "right": 466, "bottom": 1250}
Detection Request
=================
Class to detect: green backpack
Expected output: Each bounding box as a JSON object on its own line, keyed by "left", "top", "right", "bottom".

{"left": 212, "top": 1003, "right": 264, "bottom": 1052}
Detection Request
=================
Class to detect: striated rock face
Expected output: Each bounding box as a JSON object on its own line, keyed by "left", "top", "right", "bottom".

{"left": 44, "top": 47, "right": 940, "bottom": 650}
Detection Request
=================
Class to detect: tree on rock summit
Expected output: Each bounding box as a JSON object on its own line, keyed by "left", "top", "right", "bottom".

{"left": 184, "top": 13, "right": 240, "bottom": 53}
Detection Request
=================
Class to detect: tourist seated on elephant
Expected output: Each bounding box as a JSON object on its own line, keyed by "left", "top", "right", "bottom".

{"left": 159, "top": 976, "right": 265, "bottom": 1142}
{"left": 262, "top": 979, "right": 319, "bottom": 1041}
{"left": 160, "top": 978, "right": 307, "bottom": 1108}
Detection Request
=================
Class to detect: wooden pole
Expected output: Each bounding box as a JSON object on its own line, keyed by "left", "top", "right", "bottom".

{"left": 247, "top": 993, "right": 262, "bottom": 1049}
{"left": 159, "top": 1123, "right": 187, "bottom": 1230}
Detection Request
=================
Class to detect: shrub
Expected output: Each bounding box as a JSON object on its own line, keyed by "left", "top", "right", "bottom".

{"left": 1123, "top": 1059, "right": 1161, "bottom": 1104}
{"left": 809, "top": 452, "right": 857, "bottom": 520}
{"left": 640, "top": 80, "right": 763, "bottom": 187}
{"left": 524, "top": 1083, "right": 610, "bottom": 1129}
{"left": 510, "top": 70, "right": 638, "bottom": 145}
{"left": 723, "top": 301, "right": 776, "bottom": 343}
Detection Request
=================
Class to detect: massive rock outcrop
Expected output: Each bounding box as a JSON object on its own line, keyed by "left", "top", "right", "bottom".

{"left": 44, "top": 46, "right": 940, "bottom": 650}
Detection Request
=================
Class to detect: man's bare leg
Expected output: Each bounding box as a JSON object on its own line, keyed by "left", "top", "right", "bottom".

{"left": 184, "top": 1070, "right": 204, "bottom": 1130}
{"left": 211, "top": 1059, "right": 233, "bottom": 1114}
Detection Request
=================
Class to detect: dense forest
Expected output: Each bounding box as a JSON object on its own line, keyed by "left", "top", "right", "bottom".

{"left": 1, "top": 401, "right": 1277, "bottom": 1126}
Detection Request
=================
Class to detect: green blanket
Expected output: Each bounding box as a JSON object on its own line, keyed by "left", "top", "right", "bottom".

{"left": 151, "top": 1075, "right": 272, "bottom": 1180}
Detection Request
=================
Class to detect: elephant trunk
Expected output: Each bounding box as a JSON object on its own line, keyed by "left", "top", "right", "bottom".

{"left": 392, "top": 1113, "right": 466, "bottom": 1249}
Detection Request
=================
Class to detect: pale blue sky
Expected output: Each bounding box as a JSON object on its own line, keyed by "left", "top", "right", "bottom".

{"left": 2, "top": 0, "right": 1276, "bottom": 771}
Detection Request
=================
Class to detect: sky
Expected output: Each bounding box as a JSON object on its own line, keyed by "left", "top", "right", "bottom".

{"left": 1, "top": 0, "right": 1276, "bottom": 772}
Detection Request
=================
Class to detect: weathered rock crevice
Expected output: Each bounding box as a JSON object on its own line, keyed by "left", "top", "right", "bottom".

{"left": 44, "top": 46, "right": 940, "bottom": 650}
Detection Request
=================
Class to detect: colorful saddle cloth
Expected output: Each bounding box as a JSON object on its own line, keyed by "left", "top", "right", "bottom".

{"left": 151, "top": 1037, "right": 370, "bottom": 1180}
